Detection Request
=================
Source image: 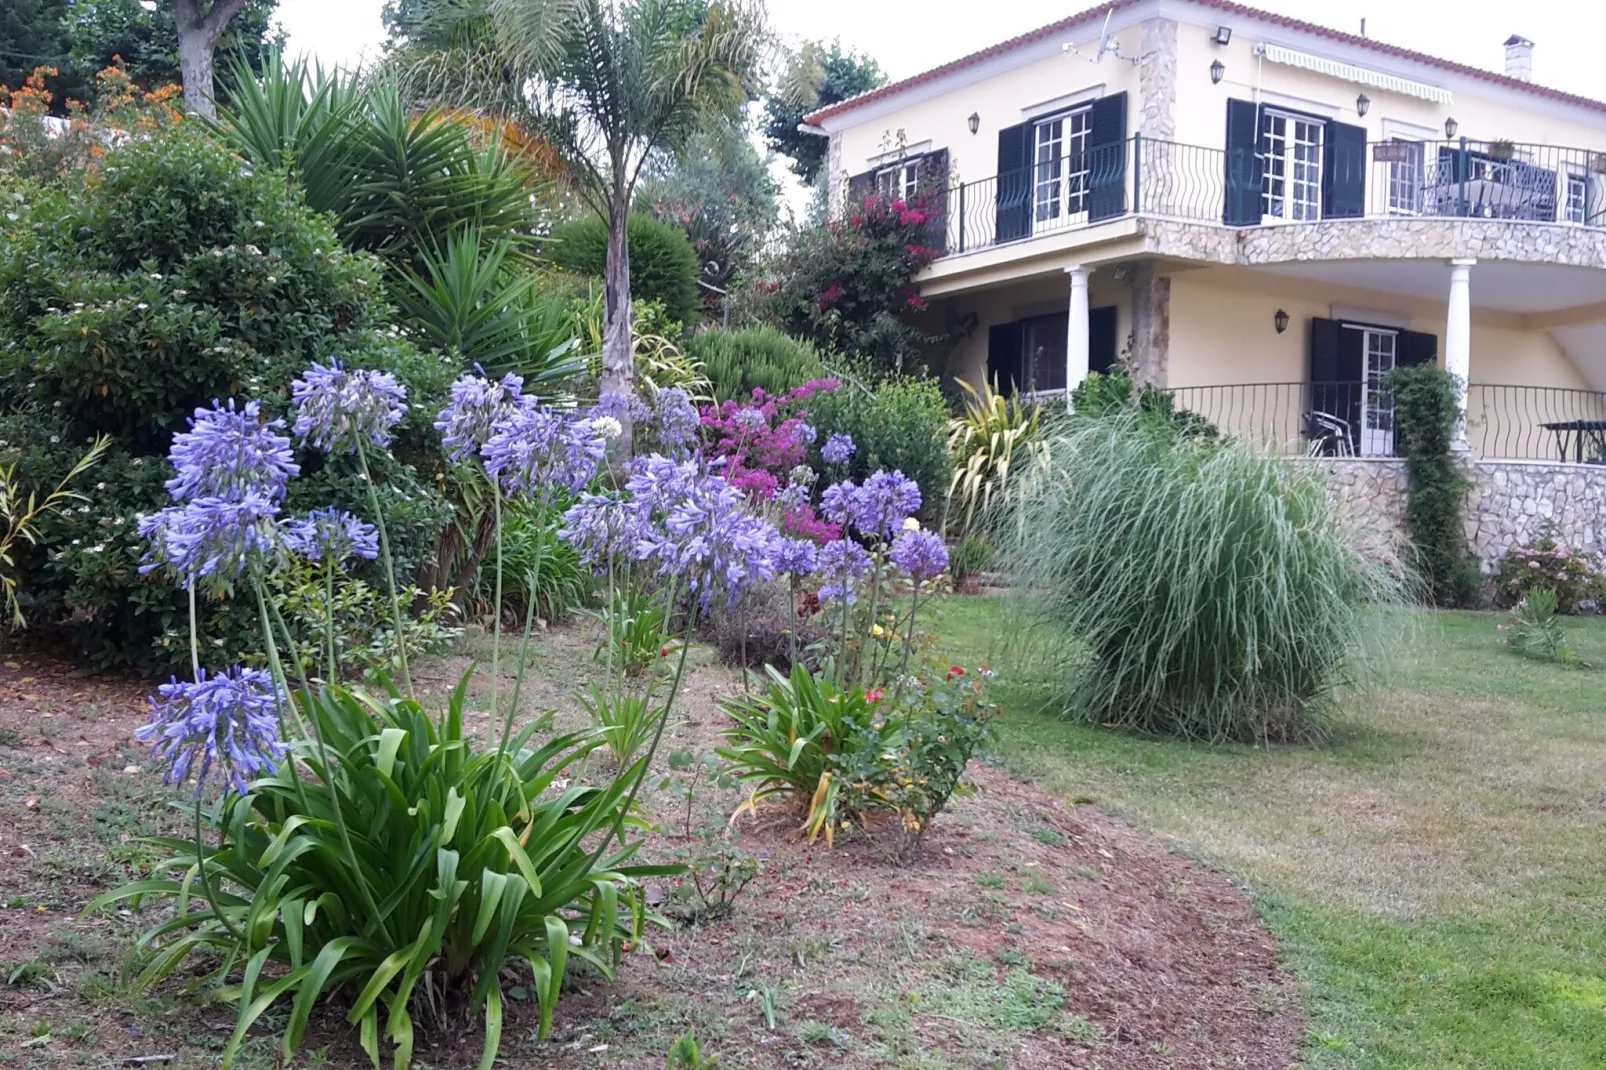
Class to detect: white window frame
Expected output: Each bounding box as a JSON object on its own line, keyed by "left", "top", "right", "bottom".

{"left": 1032, "top": 107, "right": 1092, "bottom": 228}
{"left": 875, "top": 161, "right": 920, "bottom": 201}
{"left": 1384, "top": 139, "right": 1425, "bottom": 216}
{"left": 1564, "top": 170, "right": 1589, "bottom": 225}
{"left": 1346, "top": 323, "right": 1399, "bottom": 457}
{"left": 1260, "top": 109, "right": 1324, "bottom": 222}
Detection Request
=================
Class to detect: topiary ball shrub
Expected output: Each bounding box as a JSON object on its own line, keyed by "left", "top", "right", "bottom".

{"left": 0, "top": 125, "right": 449, "bottom": 671}
{"left": 545, "top": 212, "right": 700, "bottom": 328}
{"left": 1005, "top": 411, "right": 1405, "bottom": 743}
{"left": 682, "top": 325, "right": 826, "bottom": 401}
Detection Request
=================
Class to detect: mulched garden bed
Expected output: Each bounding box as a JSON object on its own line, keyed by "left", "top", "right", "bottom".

{"left": 0, "top": 630, "right": 1302, "bottom": 1068}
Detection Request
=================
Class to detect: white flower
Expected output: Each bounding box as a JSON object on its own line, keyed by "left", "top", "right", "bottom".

{"left": 590, "top": 416, "right": 623, "bottom": 441}
{"left": 903, "top": 517, "right": 921, "bottom": 532}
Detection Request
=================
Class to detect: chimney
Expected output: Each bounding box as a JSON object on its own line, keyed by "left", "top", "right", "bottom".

{"left": 1504, "top": 34, "right": 1534, "bottom": 82}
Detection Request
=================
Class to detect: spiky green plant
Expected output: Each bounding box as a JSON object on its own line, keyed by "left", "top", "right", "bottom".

{"left": 944, "top": 377, "right": 1045, "bottom": 536}
{"left": 1004, "top": 411, "right": 1406, "bottom": 743}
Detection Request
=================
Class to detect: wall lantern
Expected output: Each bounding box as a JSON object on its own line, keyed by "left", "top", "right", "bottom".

{"left": 1356, "top": 93, "right": 1370, "bottom": 117}
{"left": 1274, "top": 308, "right": 1290, "bottom": 334}
{"left": 1210, "top": 59, "right": 1225, "bottom": 85}
{"left": 967, "top": 111, "right": 980, "bottom": 135}
{"left": 1444, "top": 116, "right": 1459, "bottom": 139}
{"left": 1212, "top": 26, "right": 1232, "bottom": 45}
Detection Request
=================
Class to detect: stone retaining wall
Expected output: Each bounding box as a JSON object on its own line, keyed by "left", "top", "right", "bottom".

{"left": 1311, "top": 457, "right": 1606, "bottom": 572}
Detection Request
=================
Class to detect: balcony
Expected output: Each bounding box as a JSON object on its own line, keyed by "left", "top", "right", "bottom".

{"left": 1159, "top": 381, "right": 1606, "bottom": 462}
{"left": 930, "top": 136, "right": 1606, "bottom": 258}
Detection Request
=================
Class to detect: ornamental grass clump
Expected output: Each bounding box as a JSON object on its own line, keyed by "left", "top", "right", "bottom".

{"left": 1006, "top": 411, "right": 1405, "bottom": 743}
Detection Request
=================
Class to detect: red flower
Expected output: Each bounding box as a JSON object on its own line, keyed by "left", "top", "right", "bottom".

{"left": 818, "top": 280, "right": 844, "bottom": 310}
{"left": 659, "top": 646, "right": 670, "bottom": 657}
{"left": 945, "top": 665, "right": 965, "bottom": 680}
{"left": 865, "top": 687, "right": 885, "bottom": 703}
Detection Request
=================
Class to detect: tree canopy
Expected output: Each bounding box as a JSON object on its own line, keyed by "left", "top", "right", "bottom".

{"left": 763, "top": 40, "right": 884, "bottom": 185}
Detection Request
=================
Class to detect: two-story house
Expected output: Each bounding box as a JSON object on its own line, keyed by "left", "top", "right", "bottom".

{"left": 803, "top": 0, "right": 1606, "bottom": 467}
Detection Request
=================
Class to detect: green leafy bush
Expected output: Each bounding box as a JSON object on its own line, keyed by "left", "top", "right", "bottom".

{"left": 1005, "top": 411, "right": 1404, "bottom": 743}
{"left": 1499, "top": 587, "right": 1579, "bottom": 665}
{"left": 1071, "top": 368, "right": 1219, "bottom": 441}
{"left": 91, "top": 679, "right": 664, "bottom": 1070}
{"left": 682, "top": 326, "right": 826, "bottom": 401}
{"left": 1387, "top": 365, "right": 1480, "bottom": 607}
{"left": 0, "top": 125, "right": 449, "bottom": 670}
{"left": 948, "top": 534, "right": 994, "bottom": 592}
{"left": 594, "top": 585, "right": 671, "bottom": 676}
{"left": 806, "top": 373, "right": 952, "bottom": 516}
{"left": 1495, "top": 529, "right": 1603, "bottom": 614}
{"left": 546, "top": 212, "right": 700, "bottom": 328}
{"left": 470, "top": 509, "right": 589, "bottom": 624}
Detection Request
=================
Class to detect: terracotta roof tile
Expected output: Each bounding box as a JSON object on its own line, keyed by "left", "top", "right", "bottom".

{"left": 803, "top": 0, "right": 1606, "bottom": 125}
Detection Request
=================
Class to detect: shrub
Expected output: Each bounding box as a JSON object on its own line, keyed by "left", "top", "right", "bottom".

{"left": 945, "top": 378, "right": 1045, "bottom": 537}
{"left": 546, "top": 212, "right": 700, "bottom": 327}
{"left": 682, "top": 326, "right": 826, "bottom": 401}
{"left": 710, "top": 581, "right": 824, "bottom": 671}
{"left": 470, "top": 509, "right": 589, "bottom": 624}
{"left": 0, "top": 125, "right": 450, "bottom": 670}
{"left": 806, "top": 373, "right": 952, "bottom": 518}
{"left": 1005, "top": 411, "right": 1404, "bottom": 743}
{"left": 767, "top": 191, "right": 941, "bottom": 372}
{"left": 1071, "top": 367, "right": 1219, "bottom": 441}
{"left": 1495, "top": 529, "right": 1603, "bottom": 614}
{"left": 1387, "top": 365, "right": 1480, "bottom": 607}
{"left": 949, "top": 534, "right": 994, "bottom": 593}
{"left": 1499, "top": 587, "right": 1577, "bottom": 665}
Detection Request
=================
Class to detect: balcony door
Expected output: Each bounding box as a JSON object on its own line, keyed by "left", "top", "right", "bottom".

{"left": 1261, "top": 110, "right": 1323, "bottom": 222}
{"left": 1309, "top": 317, "right": 1438, "bottom": 456}
{"left": 1351, "top": 325, "right": 1398, "bottom": 456}
{"left": 1033, "top": 108, "right": 1092, "bottom": 229}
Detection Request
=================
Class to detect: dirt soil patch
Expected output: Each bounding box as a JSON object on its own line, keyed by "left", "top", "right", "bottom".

{"left": 0, "top": 628, "right": 1302, "bottom": 1068}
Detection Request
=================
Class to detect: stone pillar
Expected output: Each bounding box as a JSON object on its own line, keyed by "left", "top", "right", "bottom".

{"left": 1446, "top": 258, "right": 1475, "bottom": 449}
{"left": 1138, "top": 19, "right": 1178, "bottom": 139}
{"left": 1128, "top": 262, "right": 1171, "bottom": 386}
{"left": 825, "top": 132, "right": 843, "bottom": 217}
{"left": 1065, "top": 265, "right": 1091, "bottom": 409}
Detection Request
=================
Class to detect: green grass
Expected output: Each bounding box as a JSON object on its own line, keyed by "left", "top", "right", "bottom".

{"left": 934, "top": 595, "right": 1606, "bottom": 1069}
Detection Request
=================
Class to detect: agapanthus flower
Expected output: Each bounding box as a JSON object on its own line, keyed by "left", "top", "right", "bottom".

{"left": 792, "top": 422, "right": 818, "bottom": 446}
{"left": 482, "top": 406, "right": 607, "bottom": 502}
{"left": 628, "top": 456, "right": 782, "bottom": 609}
{"left": 889, "top": 528, "right": 949, "bottom": 582}
{"left": 136, "top": 666, "right": 288, "bottom": 797}
{"left": 435, "top": 371, "right": 533, "bottom": 463}
{"left": 656, "top": 387, "right": 700, "bottom": 451}
{"left": 558, "top": 491, "right": 647, "bottom": 570}
{"left": 589, "top": 390, "right": 653, "bottom": 425}
{"left": 774, "top": 480, "right": 810, "bottom": 511}
{"left": 591, "top": 415, "right": 623, "bottom": 441}
{"left": 821, "top": 432, "right": 855, "bottom": 465}
{"left": 733, "top": 408, "right": 767, "bottom": 434}
{"left": 820, "top": 479, "right": 859, "bottom": 527}
{"left": 281, "top": 506, "right": 379, "bottom": 566}
{"left": 815, "top": 538, "right": 872, "bottom": 604}
{"left": 165, "top": 399, "right": 298, "bottom": 502}
{"left": 773, "top": 536, "right": 819, "bottom": 577}
{"left": 138, "top": 493, "right": 282, "bottom": 583}
{"left": 854, "top": 469, "right": 922, "bottom": 539}
{"left": 291, "top": 360, "right": 408, "bottom": 453}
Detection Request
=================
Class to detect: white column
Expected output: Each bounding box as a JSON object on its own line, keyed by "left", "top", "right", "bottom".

{"left": 1445, "top": 258, "right": 1475, "bottom": 449}
{"left": 1065, "top": 265, "right": 1090, "bottom": 410}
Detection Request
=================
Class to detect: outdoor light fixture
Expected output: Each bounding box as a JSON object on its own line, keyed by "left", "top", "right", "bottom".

{"left": 1444, "top": 116, "right": 1459, "bottom": 138}
{"left": 967, "top": 111, "right": 980, "bottom": 135}
{"left": 1274, "top": 308, "right": 1290, "bottom": 334}
{"left": 1213, "top": 25, "right": 1232, "bottom": 45}
{"left": 1356, "top": 93, "right": 1370, "bottom": 117}
{"left": 1210, "top": 59, "right": 1225, "bottom": 84}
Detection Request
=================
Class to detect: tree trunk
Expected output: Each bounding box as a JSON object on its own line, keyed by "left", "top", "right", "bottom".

{"left": 599, "top": 204, "right": 635, "bottom": 455}
{"left": 177, "top": 27, "right": 217, "bottom": 118}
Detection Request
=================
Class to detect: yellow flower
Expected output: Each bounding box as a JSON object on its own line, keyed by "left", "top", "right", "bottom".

{"left": 871, "top": 623, "right": 886, "bottom": 637}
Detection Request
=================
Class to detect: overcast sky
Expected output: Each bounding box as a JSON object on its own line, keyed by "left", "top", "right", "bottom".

{"left": 276, "top": 0, "right": 1606, "bottom": 101}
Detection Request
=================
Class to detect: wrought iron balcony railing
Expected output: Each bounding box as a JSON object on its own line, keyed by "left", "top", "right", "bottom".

{"left": 1159, "top": 381, "right": 1606, "bottom": 462}
{"left": 927, "top": 135, "right": 1606, "bottom": 257}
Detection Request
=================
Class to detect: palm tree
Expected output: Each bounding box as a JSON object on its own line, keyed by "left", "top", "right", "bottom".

{"left": 394, "top": 0, "right": 768, "bottom": 451}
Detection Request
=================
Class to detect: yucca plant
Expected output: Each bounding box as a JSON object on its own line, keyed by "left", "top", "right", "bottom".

{"left": 944, "top": 377, "right": 1045, "bottom": 537}
{"left": 716, "top": 662, "right": 895, "bottom": 844}
{"left": 91, "top": 677, "right": 670, "bottom": 1070}
{"left": 1005, "top": 411, "right": 1406, "bottom": 743}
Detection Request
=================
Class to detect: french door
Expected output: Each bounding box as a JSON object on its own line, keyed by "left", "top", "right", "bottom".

{"left": 1034, "top": 109, "right": 1092, "bottom": 227}
{"left": 1261, "top": 111, "right": 1323, "bottom": 221}
{"left": 1351, "top": 325, "right": 1398, "bottom": 456}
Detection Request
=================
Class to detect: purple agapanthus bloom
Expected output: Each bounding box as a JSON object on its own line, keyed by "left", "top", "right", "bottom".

{"left": 819, "top": 479, "right": 858, "bottom": 527}
{"left": 792, "top": 422, "right": 818, "bottom": 446}
{"left": 774, "top": 480, "right": 810, "bottom": 511}
{"left": 435, "top": 371, "right": 533, "bottom": 464}
{"left": 481, "top": 406, "right": 606, "bottom": 502}
{"left": 138, "top": 493, "right": 283, "bottom": 583}
{"left": 733, "top": 408, "right": 767, "bottom": 434}
{"left": 815, "top": 538, "right": 872, "bottom": 604}
{"left": 165, "top": 399, "right": 299, "bottom": 503}
{"left": 290, "top": 360, "right": 408, "bottom": 454}
{"left": 854, "top": 470, "right": 923, "bottom": 539}
{"left": 889, "top": 528, "right": 949, "bottom": 582}
{"left": 656, "top": 387, "right": 700, "bottom": 451}
{"left": 136, "top": 666, "right": 288, "bottom": 797}
{"left": 773, "top": 536, "right": 819, "bottom": 577}
{"left": 281, "top": 506, "right": 379, "bottom": 566}
{"left": 558, "top": 491, "right": 646, "bottom": 570}
{"left": 821, "top": 432, "right": 855, "bottom": 465}
{"left": 589, "top": 390, "right": 653, "bottom": 426}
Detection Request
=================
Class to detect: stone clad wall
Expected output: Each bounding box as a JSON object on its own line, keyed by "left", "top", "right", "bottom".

{"left": 1311, "top": 457, "right": 1606, "bottom": 573}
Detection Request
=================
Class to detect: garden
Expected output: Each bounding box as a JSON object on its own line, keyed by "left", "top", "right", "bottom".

{"left": 1, "top": 6, "right": 1604, "bottom": 1069}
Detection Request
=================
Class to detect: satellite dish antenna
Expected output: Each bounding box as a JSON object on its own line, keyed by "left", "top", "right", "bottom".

{"left": 1094, "top": 10, "right": 1114, "bottom": 60}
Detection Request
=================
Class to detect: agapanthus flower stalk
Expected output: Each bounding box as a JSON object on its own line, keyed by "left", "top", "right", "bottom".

{"left": 136, "top": 666, "right": 288, "bottom": 797}
{"left": 290, "top": 360, "right": 408, "bottom": 453}
{"left": 434, "top": 371, "right": 533, "bottom": 464}
{"left": 138, "top": 493, "right": 283, "bottom": 585}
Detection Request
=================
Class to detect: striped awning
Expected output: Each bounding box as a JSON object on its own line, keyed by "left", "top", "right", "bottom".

{"left": 1259, "top": 44, "right": 1454, "bottom": 105}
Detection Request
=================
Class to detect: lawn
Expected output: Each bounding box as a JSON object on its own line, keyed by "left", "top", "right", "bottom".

{"left": 934, "top": 596, "right": 1606, "bottom": 1069}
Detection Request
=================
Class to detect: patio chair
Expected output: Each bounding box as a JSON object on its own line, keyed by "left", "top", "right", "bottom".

{"left": 1304, "top": 411, "right": 1353, "bottom": 457}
